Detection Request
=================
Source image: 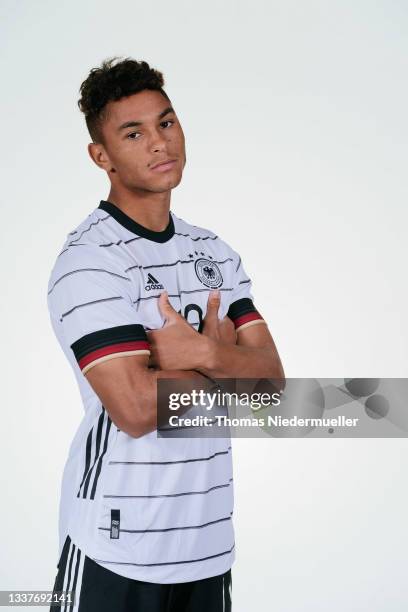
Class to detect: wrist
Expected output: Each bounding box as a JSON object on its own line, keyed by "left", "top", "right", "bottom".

{"left": 195, "top": 334, "right": 218, "bottom": 374}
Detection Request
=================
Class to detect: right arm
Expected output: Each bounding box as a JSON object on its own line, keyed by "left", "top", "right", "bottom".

{"left": 47, "top": 246, "right": 235, "bottom": 440}
{"left": 82, "top": 292, "right": 235, "bottom": 438}
{"left": 83, "top": 355, "right": 214, "bottom": 438}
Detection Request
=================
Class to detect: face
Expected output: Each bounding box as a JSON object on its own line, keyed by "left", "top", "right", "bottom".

{"left": 90, "top": 89, "right": 186, "bottom": 193}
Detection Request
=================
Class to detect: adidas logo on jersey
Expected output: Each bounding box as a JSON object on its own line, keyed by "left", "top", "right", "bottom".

{"left": 145, "top": 273, "right": 164, "bottom": 291}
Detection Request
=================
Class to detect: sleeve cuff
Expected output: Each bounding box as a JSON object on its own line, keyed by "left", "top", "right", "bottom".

{"left": 227, "top": 298, "right": 267, "bottom": 332}
{"left": 70, "top": 324, "right": 150, "bottom": 374}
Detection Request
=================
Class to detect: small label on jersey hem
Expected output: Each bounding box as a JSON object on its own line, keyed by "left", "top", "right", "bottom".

{"left": 110, "top": 509, "right": 120, "bottom": 539}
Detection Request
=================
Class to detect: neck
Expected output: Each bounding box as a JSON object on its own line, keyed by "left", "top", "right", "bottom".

{"left": 107, "top": 185, "right": 171, "bottom": 232}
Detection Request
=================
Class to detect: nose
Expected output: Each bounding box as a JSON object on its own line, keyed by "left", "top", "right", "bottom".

{"left": 150, "top": 128, "right": 167, "bottom": 153}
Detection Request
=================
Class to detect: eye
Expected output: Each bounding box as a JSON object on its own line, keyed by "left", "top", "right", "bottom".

{"left": 160, "top": 120, "right": 174, "bottom": 128}
{"left": 127, "top": 132, "right": 141, "bottom": 140}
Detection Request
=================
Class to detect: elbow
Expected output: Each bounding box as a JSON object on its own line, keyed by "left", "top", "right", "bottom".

{"left": 266, "top": 370, "right": 285, "bottom": 396}
{"left": 123, "top": 419, "right": 155, "bottom": 439}
{"left": 127, "top": 427, "right": 149, "bottom": 439}
{"left": 279, "top": 374, "right": 287, "bottom": 392}
{"left": 275, "top": 364, "right": 286, "bottom": 392}
{"left": 126, "top": 410, "right": 157, "bottom": 439}
{"left": 127, "top": 395, "right": 158, "bottom": 439}
{"left": 268, "top": 370, "right": 286, "bottom": 395}
{"left": 264, "top": 347, "right": 286, "bottom": 390}
{"left": 110, "top": 400, "right": 156, "bottom": 439}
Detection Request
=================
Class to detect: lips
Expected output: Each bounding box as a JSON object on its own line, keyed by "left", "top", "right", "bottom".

{"left": 150, "top": 159, "right": 177, "bottom": 171}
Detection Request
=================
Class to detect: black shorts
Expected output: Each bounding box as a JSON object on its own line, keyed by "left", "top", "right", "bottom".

{"left": 50, "top": 535, "right": 232, "bottom": 611}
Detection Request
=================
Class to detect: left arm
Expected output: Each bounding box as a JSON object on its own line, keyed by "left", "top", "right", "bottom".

{"left": 198, "top": 319, "right": 285, "bottom": 381}
{"left": 147, "top": 292, "right": 285, "bottom": 387}
{"left": 197, "top": 289, "right": 284, "bottom": 380}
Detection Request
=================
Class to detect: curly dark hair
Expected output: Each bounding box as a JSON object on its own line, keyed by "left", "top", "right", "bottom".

{"left": 78, "top": 57, "right": 170, "bottom": 143}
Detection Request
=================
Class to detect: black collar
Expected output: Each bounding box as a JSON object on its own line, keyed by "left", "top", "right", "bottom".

{"left": 98, "top": 200, "right": 175, "bottom": 243}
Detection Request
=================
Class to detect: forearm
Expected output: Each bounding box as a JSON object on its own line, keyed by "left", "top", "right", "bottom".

{"left": 197, "top": 336, "right": 285, "bottom": 381}
{"left": 135, "top": 368, "right": 216, "bottom": 437}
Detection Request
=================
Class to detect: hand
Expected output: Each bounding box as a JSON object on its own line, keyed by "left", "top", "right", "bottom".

{"left": 147, "top": 292, "right": 208, "bottom": 371}
{"left": 202, "top": 290, "right": 237, "bottom": 345}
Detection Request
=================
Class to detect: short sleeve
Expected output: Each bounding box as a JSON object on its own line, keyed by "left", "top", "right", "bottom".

{"left": 226, "top": 246, "right": 267, "bottom": 333}
{"left": 47, "top": 247, "right": 150, "bottom": 375}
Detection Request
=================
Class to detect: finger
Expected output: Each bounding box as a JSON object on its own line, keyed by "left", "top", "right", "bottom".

{"left": 220, "top": 315, "right": 234, "bottom": 328}
{"left": 204, "top": 290, "right": 221, "bottom": 322}
{"left": 219, "top": 316, "right": 237, "bottom": 343}
{"left": 157, "top": 291, "right": 179, "bottom": 323}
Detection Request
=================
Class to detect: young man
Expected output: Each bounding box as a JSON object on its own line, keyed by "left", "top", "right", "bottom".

{"left": 47, "top": 57, "right": 285, "bottom": 611}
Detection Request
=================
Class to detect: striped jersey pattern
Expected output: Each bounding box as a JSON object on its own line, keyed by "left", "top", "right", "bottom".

{"left": 47, "top": 200, "right": 266, "bottom": 583}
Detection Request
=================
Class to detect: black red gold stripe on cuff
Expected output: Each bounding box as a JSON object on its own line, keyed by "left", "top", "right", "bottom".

{"left": 70, "top": 324, "right": 150, "bottom": 374}
{"left": 227, "top": 297, "right": 266, "bottom": 331}
{"left": 234, "top": 312, "right": 265, "bottom": 331}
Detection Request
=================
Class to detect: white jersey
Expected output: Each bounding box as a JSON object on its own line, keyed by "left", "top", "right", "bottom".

{"left": 47, "top": 200, "right": 265, "bottom": 583}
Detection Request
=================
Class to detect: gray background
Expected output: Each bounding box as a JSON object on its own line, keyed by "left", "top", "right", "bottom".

{"left": 1, "top": 1, "right": 407, "bottom": 610}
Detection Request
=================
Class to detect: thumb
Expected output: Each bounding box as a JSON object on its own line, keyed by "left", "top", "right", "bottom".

{"left": 158, "top": 291, "right": 178, "bottom": 323}
{"left": 205, "top": 290, "right": 221, "bottom": 321}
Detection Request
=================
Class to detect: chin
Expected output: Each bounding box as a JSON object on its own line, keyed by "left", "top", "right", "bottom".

{"left": 155, "top": 171, "right": 183, "bottom": 191}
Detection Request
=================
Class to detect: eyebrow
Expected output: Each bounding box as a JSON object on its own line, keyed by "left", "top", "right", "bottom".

{"left": 118, "top": 106, "right": 175, "bottom": 131}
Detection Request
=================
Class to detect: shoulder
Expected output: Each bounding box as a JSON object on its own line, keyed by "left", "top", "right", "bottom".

{"left": 171, "top": 212, "right": 218, "bottom": 240}
{"left": 47, "top": 210, "right": 129, "bottom": 296}
{"left": 171, "top": 212, "right": 239, "bottom": 258}
{"left": 63, "top": 207, "right": 114, "bottom": 246}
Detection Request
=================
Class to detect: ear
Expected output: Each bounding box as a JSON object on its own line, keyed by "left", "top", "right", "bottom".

{"left": 88, "top": 142, "right": 115, "bottom": 173}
